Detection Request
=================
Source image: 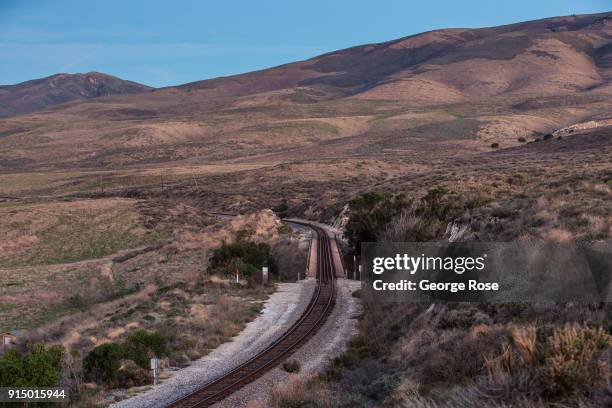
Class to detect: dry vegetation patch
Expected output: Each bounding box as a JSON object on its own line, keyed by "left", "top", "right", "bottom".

{"left": 0, "top": 202, "right": 307, "bottom": 406}
{"left": 0, "top": 198, "right": 164, "bottom": 267}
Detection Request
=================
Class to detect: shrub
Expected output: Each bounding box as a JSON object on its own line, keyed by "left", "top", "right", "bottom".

{"left": 0, "top": 349, "right": 24, "bottom": 387}
{"left": 270, "top": 377, "right": 336, "bottom": 408}
{"left": 484, "top": 324, "right": 611, "bottom": 400}
{"left": 415, "top": 329, "right": 497, "bottom": 386}
{"left": 330, "top": 336, "right": 374, "bottom": 374}
{"left": 437, "top": 309, "right": 476, "bottom": 329}
{"left": 517, "top": 137, "right": 527, "bottom": 143}
{"left": 234, "top": 227, "right": 255, "bottom": 242}
{"left": 282, "top": 359, "right": 301, "bottom": 373}
{"left": 543, "top": 134, "right": 554, "bottom": 141}
{"left": 277, "top": 224, "right": 292, "bottom": 235}
{"left": 124, "top": 330, "right": 169, "bottom": 369}
{"left": 84, "top": 338, "right": 158, "bottom": 388}
{"left": 66, "top": 294, "right": 89, "bottom": 311}
{"left": 83, "top": 343, "right": 125, "bottom": 386}
{"left": 348, "top": 187, "right": 484, "bottom": 248}
{"left": 0, "top": 343, "right": 64, "bottom": 387}
{"left": 345, "top": 191, "right": 410, "bottom": 252}
{"left": 210, "top": 241, "right": 277, "bottom": 277}
{"left": 537, "top": 325, "right": 610, "bottom": 398}
{"left": 273, "top": 201, "right": 289, "bottom": 216}
{"left": 117, "top": 359, "right": 151, "bottom": 388}
{"left": 491, "top": 143, "right": 499, "bottom": 148}
{"left": 346, "top": 192, "right": 418, "bottom": 252}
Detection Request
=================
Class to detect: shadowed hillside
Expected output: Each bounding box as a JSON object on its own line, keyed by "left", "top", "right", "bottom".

{"left": 0, "top": 12, "right": 611, "bottom": 173}
{"left": 0, "top": 12, "right": 610, "bottom": 217}
{"left": 0, "top": 72, "right": 152, "bottom": 118}
{"left": 180, "top": 12, "right": 612, "bottom": 102}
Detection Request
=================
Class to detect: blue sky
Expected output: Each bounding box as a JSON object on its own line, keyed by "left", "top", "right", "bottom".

{"left": 1, "top": 0, "right": 610, "bottom": 87}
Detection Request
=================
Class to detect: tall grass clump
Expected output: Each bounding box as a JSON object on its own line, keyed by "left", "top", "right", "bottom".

{"left": 484, "top": 324, "right": 610, "bottom": 401}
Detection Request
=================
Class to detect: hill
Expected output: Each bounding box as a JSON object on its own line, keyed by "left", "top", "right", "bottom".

{"left": 177, "top": 11, "right": 612, "bottom": 102}
{"left": 0, "top": 72, "right": 152, "bottom": 118}
{"left": 0, "top": 12, "right": 610, "bottom": 220}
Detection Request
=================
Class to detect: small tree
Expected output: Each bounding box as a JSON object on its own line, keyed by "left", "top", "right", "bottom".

{"left": 345, "top": 192, "right": 409, "bottom": 252}
{"left": 210, "top": 241, "right": 277, "bottom": 278}
{"left": 124, "top": 330, "right": 168, "bottom": 369}
{"left": 83, "top": 331, "right": 169, "bottom": 387}
{"left": 0, "top": 349, "right": 26, "bottom": 387}
{"left": 22, "top": 344, "right": 64, "bottom": 387}
{"left": 0, "top": 343, "right": 64, "bottom": 388}
{"left": 83, "top": 343, "right": 125, "bottom": 386}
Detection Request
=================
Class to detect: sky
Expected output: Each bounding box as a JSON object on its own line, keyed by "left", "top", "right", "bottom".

{"left": 0, "top": 0, "right": 610, "bottom": 87}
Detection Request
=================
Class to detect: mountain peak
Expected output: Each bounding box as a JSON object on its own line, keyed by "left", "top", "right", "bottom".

{"left": 0, "top": 72, "right": 153, "bottom": 118}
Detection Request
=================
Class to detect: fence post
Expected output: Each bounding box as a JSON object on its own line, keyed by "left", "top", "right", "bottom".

{"left": 151, "top": 357, "right": 159, "bottom": 385}
{"left": 262, "top": 266, "right": 269, "bottom": 286}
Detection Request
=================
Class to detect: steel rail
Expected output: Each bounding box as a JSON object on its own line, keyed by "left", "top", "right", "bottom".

{"left": 166, "top": 222, "right": 336, "bottom": 408}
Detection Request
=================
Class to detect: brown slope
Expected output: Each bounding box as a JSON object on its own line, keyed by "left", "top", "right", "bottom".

{"left": 0, "top": 72, "right": 152, "bottom": 118}
{"left": 176, "top": 11, "right": 612, "bottom": 102}
{"left": 6, "top": 11, "right": 609, "bottom": 117}
{"left": 1, "top": 12, "right": 612, "bottom": 173}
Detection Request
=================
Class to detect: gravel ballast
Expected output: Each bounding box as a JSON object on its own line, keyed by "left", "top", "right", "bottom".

{"left": 213, "top": 278, "right": 362, "bottom": 408}
{"left": 110, "top": 280, "right": 316, "bottom": 408}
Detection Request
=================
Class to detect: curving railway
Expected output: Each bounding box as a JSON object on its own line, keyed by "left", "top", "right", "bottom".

{"left": 166, "top": 222, "right": 337, "bottom": 408}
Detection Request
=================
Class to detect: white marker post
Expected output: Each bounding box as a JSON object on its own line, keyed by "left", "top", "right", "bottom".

{"left": 262, "top": 266, "right": 269, "bottom": 286}
{"left": 151, "top": 357, "right": 159, "bottom": 385}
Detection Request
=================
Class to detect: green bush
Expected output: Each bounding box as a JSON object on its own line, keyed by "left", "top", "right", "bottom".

{"left": 65, "top": 294, "right": 89, "bottom": 311}
{"left": 345, "top": 192, "right": 409, "bottom": 252}
{"left": 0, "top": 343, "right": 64, "bottom": 387}
{"left": 124, "top": 330, "right": 169, "bottom": 369}
{"left": 345, "top": 187, "right": 479, "bottom": 250}
{"left": 273, "top": 201, "right": 289, "bottom": 216}
{"left": 83, "top": 331, "right": 169, "bottom": 386}
{"left": 83, "top": 343, "right": 125, "bottom": 386}
{"left": 209, "top": 240, "right": 277, "bottom": 277}
{"left": 282, "top": 359, "right": 301, "bottom": 373}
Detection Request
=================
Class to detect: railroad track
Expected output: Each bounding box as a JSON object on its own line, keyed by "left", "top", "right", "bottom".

{"left": 167, "top": 222, "right": 336, "bottom": 408}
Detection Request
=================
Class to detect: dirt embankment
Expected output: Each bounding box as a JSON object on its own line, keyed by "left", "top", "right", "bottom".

{"left": 553, "top": 118, "right": 612, "bottom": 137}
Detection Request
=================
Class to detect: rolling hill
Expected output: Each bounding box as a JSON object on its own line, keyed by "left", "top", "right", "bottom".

{"left": 0, "top": 11, "right": 610, "bottom": 197}
{"left": 176, "top": 11, "right": 612, "bottom": 101}
{"left": 0, "top": 72, "right": 152, "bottom": 118}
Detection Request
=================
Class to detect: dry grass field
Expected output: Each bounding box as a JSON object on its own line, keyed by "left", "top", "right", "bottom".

{"left": 0, "top": 206, "right": 300, "bottom": 331}
{"left": 0, "top": 201, "right": 305, "bottom": 404}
